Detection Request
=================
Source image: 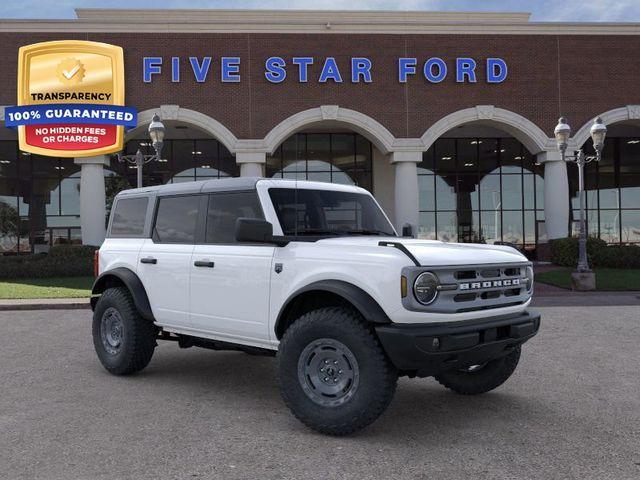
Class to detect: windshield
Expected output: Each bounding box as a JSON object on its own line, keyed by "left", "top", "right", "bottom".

{"left": 268, "top": 188, "right": 396, "bottom": 237}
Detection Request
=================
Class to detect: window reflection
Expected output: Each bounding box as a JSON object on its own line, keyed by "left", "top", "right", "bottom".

{"left": 266, "top": 133, "right": 373, "bottom": 191}
{"left": 418, "top": 137, "right": 543, "bottom": 250}
{"left": 568, "top": 137, "right": 640, "bottom": 244}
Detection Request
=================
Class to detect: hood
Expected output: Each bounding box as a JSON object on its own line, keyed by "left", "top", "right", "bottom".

{"left": 316, "top": 237, "right": 528, "bottom": 266}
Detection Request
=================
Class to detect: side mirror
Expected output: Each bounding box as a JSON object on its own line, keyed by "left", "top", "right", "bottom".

{"left": 235, "top": 218, "right": 274, "bottom": 243}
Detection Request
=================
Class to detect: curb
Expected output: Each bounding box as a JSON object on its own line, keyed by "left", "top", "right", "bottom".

{"left": 0, "top": 299, "right": 90, "bottom": 312}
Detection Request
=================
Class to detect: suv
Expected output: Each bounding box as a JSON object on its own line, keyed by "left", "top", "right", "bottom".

{"left": 92, "top": 178, "right": 540, "bottom": 435}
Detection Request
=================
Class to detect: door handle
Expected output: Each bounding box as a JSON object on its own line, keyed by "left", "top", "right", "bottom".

{"left": 140, "top": 257, "right": 157, "bottom": 264}
{"left": 194, "top": 260, "right": 215, "bottom": 268}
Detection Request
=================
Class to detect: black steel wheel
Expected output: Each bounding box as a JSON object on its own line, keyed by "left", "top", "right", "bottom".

{"left": 92, "top": 287, "right": 157, "bottom": 376}
{"left": 278, "top": 307, "right": 397, "bottom": 436}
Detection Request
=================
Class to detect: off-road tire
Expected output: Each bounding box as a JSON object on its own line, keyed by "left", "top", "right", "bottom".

{"left": 277, "top": 307, "right": 398, "bottom": 435}
{"left": 434, "top": 346, "right": 521, "bottom": 395}
{"left": 92, "top": 287, "right": 157, "bottom": 375}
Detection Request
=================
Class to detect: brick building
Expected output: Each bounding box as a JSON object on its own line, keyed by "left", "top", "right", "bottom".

{"left": 0, "top": 9, "right": 639, "bottom": 253}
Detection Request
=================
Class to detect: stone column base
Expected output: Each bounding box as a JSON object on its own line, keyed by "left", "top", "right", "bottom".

{"left": 571, "top": 271, "right": 596, "bottom": 291}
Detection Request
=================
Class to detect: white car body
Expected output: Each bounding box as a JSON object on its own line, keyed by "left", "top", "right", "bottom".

{"left": 98, "top": 179, "right": 533, "bottom": 352}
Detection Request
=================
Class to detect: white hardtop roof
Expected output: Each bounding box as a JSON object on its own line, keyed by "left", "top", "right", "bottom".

{"left": 116, "top": 177, "right": 369, "bottom": 198}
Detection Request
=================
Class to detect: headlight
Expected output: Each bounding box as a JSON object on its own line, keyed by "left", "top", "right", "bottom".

{"left": 413, "top": 271, "right": 439, "bottom": 305}
{"left": 525, "top": 266, "right": 534, "bottom": 293}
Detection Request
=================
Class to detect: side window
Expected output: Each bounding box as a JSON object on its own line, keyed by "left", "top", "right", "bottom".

{"left": 110, "top": 197, "right": 148, "bottom": 237}
{"left": 205, "top": 191, "right": 263, "bottom": 243}
{"left": 154, "top": 195, "right": 200, "bottom": 244}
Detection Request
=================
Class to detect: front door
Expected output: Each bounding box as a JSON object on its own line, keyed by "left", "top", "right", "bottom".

{"left": 189, "top": 191, "right": 274, "bottom": 345}
{"left": 137, "top": 194, "right": 201, "bottom": 328}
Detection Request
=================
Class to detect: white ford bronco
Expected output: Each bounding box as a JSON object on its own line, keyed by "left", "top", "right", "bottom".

{"left": 92, "top": 178, "right": 540, "bottom": 435}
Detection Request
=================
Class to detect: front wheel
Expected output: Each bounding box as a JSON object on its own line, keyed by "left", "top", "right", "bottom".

{"left": 277, "top": 307, "right": 397, "bottom": 436}
{"left": 92, "top": 287, "right": 157, "bottom": 375}
{"left": 434, "top": 346, "right": 521, "bottom": 395}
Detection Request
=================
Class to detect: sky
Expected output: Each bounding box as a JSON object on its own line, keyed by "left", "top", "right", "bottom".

{"left": 0, "top": 0, "right": 639, "bottom": 22}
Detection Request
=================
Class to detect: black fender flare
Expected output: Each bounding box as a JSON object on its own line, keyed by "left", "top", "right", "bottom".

{"left": 275, "top": 280, "right": 390, "bottom": 338}
{"left": 91, "top": 267, "right": 154, "bottom": 321}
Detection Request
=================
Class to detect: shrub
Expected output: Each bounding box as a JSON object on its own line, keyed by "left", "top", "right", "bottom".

{"left": 0, "top": 245, "right": 97, "bottom": 279}
{"left": 550, "top": 237, "right": 640, "bottom": 269}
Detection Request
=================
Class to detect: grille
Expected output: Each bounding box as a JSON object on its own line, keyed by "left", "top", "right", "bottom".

{"left": 402, "top": 263, "right": 532, "bottom": 314}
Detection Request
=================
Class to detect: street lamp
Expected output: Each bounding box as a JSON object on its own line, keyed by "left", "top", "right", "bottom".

{"left": 553, "top": 116, "right": 607, "bottom": 274}
{"left": 117, "top": 113, "right": 166, "bottom": 188}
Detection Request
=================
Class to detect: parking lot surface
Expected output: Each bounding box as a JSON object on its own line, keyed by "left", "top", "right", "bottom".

{"left": 1, "top": 306, "right": 638, "bottom": 480}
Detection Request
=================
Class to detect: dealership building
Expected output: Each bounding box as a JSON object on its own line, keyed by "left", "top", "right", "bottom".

{"left": 0, "top": 9, "right": 639, "bottom": 255}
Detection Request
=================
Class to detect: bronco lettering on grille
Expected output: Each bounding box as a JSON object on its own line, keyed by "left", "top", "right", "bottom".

{"left": 459, "top": 278, "right": 521, "bottom": 290}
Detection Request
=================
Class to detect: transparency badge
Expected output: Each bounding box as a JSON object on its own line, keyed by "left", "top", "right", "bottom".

{"left": 5, "top": 40, "right": 137, "bottom": 157}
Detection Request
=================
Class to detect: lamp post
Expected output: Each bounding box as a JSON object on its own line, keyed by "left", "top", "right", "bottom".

{"left": 117, "top": 113, "right": 166, "bottom": 188}
{"left": 553, "top": 116, "right": 607, "bottom": 275}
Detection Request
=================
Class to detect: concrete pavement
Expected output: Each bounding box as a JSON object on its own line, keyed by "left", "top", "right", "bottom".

{"left": 0, "top": 307, "right": 639, "bottom": 479}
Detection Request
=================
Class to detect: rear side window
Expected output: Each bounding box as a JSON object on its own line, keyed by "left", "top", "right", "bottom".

{"left": 205, "top": 191, "right": 263, "bottom": 243}
{"left": 110, "top": 197, "right": 148, "bottom": 237}
{"left": 154, "top": 195, "right": 200, "bottom": 244}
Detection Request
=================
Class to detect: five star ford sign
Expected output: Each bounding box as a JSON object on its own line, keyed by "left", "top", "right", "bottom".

{"left": 4, "top": 40, "right": 137, "bottom": 158}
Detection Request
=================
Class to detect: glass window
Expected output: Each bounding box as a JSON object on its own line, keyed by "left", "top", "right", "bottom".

{"left": 154, "top": 195, "right": 200, "bottom": 244}
{"left": 418, "top": 212, "right": 436, "bottom": 240}
{"left": 500, "top": 138, "right": 523, "bottom": 174}
{"left": 205, "top": 192, "right": 263, "bottom": 244}
{"left": 478, "top": 139, "right": 499, "bottom": 174}
{"left": 435, "top": 175, "right": 456, "bottom": 210}
{"left": 436, "top": 211, "right": 457, "bottom": 242}
{"left": 418, "top": 175, "right": 435, "bottom": 211}
{"left": 620, "top": 174, "right": 640, "bottom": 209}
{"left": 307, "top": 134, "right": 331, "bottom": 172}
{"left": 266, "top": 133, "right": 373, "bottom": 192}
{"left": 621, "top": 210, "right": 640, "bottom": 243}
{"left": 434, "top": 139, "right": 456, "bottom": 176}
{"left": 619, "top": 138, "right": 640, "bottom": 174}
{"left": 502, "top": 211, "right": 523, "bottom": 245}
{"left": 501, "top": 175, "right": 523, "bottom": 210}
{"left": 479, "top": 175, "right": 501, "bottom": 211}
{"left": 599, "top": 210, "right": 620, "bottom": 244}
{"left": 268, "top": 188, "right": 395, "bottom": 236}
{"left": 0, "top": 141, "right": 18, "bottom": 177}
{"left": 110, "top": 197, "right": 148, "bottom": 237}
{"left": 172, "top": 140, "right": 196, "bottom": 178}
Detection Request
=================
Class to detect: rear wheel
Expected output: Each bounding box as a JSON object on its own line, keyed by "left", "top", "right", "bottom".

{"left": 92, "top": 287, "right": 157, "bottom": 375}
{"left": 277, "top": 307, "right": 397, "bottom": 435}
{"left": 434, "top": 347, "right": 521, "bottom": 395}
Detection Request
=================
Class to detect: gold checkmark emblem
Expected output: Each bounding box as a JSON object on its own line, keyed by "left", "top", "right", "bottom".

{"left": 56, "top": 58, "right": 85, "bottom": 85}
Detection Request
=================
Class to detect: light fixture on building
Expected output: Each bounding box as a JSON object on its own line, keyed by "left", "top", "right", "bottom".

{"left": 192, "top": 151, "right": 203, "bottom": 155}
{"left": 470, "top": 140, "right": 482, "bottom": 144}
{"left": 553, "top": 116, "right": 607, "bottom": 277}
{"left": 441, "top": 156, "right": 453, "bottom": 160}
{"left": 0, "top": 160, "right": 10, "bottom": 164}
{"left": 117, "top": 113, "right": 166, "bottom": 188}
{"left": 464, "top": 163, "right": 474, "bottom": 167}
{"left": 200, "top": 165, "right": 211, "bottom": 168}
{"left": 627, "top": 139, "right": 640, "bottom": 144}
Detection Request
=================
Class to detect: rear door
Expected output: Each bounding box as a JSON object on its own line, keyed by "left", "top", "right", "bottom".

{"left": 190, "top": 191, "right": 274, "bottom": 344}
{"left": 137, "top": 194, "right": 202, "bottom": 328}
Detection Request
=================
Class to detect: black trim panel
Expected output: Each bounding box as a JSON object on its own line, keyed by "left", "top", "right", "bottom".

{"left": 375, "top": 310, "right": 541, "bottom": 377}
{"left": 91, "top": 267, "right": 154, "bottom": 321}
{"left": 275, "top": 280, "right": 390, "bottom": 338}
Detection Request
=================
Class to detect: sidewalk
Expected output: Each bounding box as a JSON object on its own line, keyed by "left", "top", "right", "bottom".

{"left": 1, "top": 290, "right": 638, "bottom": 311}
{"left": 0, "top": 297, "right": 90, "bottom": 311}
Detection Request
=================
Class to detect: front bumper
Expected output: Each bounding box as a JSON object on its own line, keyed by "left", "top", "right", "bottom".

{"left": 375, "top": 310, "right": 541, "bottom": 377}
